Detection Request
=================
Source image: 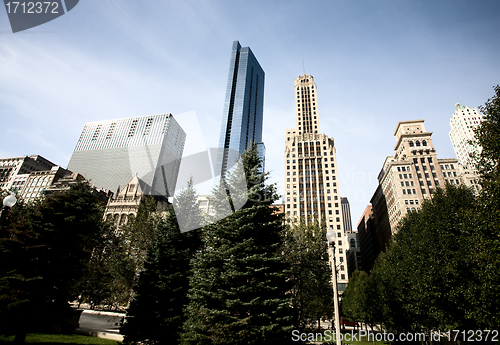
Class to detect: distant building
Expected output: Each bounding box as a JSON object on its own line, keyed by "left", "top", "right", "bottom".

{"left": 449, "top": 103, "right": 483, "bottom": 193}
{"left": 370, "top": 120, "right": 468, "bottom": 249}
{"left": 0, "top": 155, "right": 56, "bottom": 191}
{"left": 68, "top": 113, "right": 185, "bottom": 197}
{"left": 284, "top": 74, "right": 348, "bottom": 289}
{"left": 341, "top": 197, "right": 353, "bottom": 233}
{"left": 216, "top": 41, "right": 265, "bottom": 179}
{"left": 449, "top": 103, "right": 484, "bottom": 169}
{"left": 17, "top": 165, "right": 111, "bottom": 203}
{"left": 104, "top": 175, "right": 168, "bottom": 228}
{"left": 346, "top": 232, "right": 362, "bottom": 278}
{"left": 197, "top": 195, "right": 215, "bottom": 217}
{"left": 357, "top": 205, "right": 380, "bottom": 273}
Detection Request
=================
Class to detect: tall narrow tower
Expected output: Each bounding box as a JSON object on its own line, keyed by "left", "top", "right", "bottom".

{"left": 284, "top": 74, "right": 349, "bottom": 289}
{"left": 216, "top": 41, "right": 265, "bottom": 178}
{"left": 449, "top": 103, "right": 484, "bottom": 169}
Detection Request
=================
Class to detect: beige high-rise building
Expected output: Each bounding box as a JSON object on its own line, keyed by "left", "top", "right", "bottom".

{"left": 284, "top": 74, "right": 349, "bottom": 288}
{"left": 371, "top": 120, "right": 465, "bottom": 246}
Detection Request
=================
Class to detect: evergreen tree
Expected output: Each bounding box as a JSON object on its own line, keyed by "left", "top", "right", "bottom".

{"left": 181, "top": 147, "right": 295, "bottom": 345}
{"left": 282, "top": 220, "right": 333, "bottom": 329}
{"left": 0, "top": 183, "right": 107, "bottom": 341}
{"left": 122, "top": 180, "right": 202, "bottom": 345}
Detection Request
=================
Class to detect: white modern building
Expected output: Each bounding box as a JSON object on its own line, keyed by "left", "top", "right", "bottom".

{"left": 284, "top": 74, "right": 349, "bottom": 289}
{"left": 68, "top": 113, "right": 186, "bottom": 198}
{"left": 449, "top": 103, "right": 485, "bottom": 169}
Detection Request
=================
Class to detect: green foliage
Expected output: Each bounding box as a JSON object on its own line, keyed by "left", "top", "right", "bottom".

{"left": 0, "top": 182, "right": 108, "bottom": 337}
{"left": 121, "top": 181, "right": 202, "bottom": 345}
{"left": 341, "top": 271, "right": 377, "bottom": 327}
{"left": 470, "top": 85, "right": 500, "bottom": 329}
{"left": 121, "top": 196, "right": 160, "bottom": 273}
{"left": 282, "top": 220, "right": 333, "bottom": 329}
{"left": 180, "top": 147, "right": 295, "bottom": 345}
{"left": 351, "top": 184, "right": 479, "bottom": 333}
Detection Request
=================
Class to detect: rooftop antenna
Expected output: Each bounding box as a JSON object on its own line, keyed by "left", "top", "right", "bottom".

{"left": 302, "top": 58, "right": 306, "bottom": 75}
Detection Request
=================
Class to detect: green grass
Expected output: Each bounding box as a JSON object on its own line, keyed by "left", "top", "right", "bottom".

{"left": 0, "top": 333, "right": 120, "bottom": 345}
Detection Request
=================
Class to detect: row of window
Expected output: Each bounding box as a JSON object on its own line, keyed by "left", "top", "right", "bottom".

{"left": 408, "top": 140, "right": 428, "bottom": 147}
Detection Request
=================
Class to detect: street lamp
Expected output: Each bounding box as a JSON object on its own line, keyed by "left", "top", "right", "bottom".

{"left": 1, "top": 194, "right": 17, "bottom": 219}
{"left": 326, "top": 228, "right": 342, "bottom": 345}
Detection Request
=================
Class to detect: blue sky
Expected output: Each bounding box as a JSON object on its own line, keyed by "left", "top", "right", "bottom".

{"left": 1, "top": 0, "right": 499, "bottom": 224}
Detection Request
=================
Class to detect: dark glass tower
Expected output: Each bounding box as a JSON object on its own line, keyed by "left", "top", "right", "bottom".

{"left": 216, "top": 41, "right": 265, "bottom": 178}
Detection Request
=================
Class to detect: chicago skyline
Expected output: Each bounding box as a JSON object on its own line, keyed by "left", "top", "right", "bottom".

{"left": 1, "top": 1, "right": 498, "bottom": 222}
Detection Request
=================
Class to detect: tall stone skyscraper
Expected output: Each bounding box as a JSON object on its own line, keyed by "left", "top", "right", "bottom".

{"left": 216, "top": 41, "right": 265, "bottom": 178}
{"left": 284, "top": 74, "right": 349, "bottom": 289}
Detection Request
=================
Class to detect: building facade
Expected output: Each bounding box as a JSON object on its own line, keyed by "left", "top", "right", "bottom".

{"left": 104, "top": 175, "right": 168, "bottom": 228}
{"left": 341, "top": 197, "right": 353, "bottom": 233}
{"left": 284, "top": 74, "right": 349, "bottom": 288}
{"left": 68, "top": 113, "right": 185, "bottom": 197}
{"left": 357, "top": 205, "right": 380, "bottom": 273}
{"left": 449, "top": 103, "right": 484, "bottom": 169}
{"left": 346, "top": 232, "right": 362, "bottom": 278}
{"left": 449, "top": 103, "right": 483, "bottom": 193}
{"left": 216, "top": 41, "right": 265, "bottom": 178}
{"left": 0, "top": 155, "right": 56, "bottom": 191}
{"left": 371, "top": 120, "right": 467, "bottom": 247}
{"left": 18, "top": 166, "right": 81, "bottom": 202}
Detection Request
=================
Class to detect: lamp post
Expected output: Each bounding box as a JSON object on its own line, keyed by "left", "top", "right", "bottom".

{"left": 326, "top": 228, "right": 342, "bottom": 345}
{"left": 1, "top": 194, "right": 17, "bottom": 219}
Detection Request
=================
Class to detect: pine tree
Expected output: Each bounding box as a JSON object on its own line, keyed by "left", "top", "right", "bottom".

{"left": 121, "top": 180, "right": 202, "bottom": 345}
{"left": 0, "top": 183, "right": 108, "bottom": 341}
{"left": 181, "top": 147, "right": 295, "bottom": 345}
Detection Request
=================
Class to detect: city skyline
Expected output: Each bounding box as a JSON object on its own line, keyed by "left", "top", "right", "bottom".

{"left": 1, "top": 0, "right": 499, "bottom": 221}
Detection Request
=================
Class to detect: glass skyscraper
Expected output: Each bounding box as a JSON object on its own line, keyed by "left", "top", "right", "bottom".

{"left": 216, "top": 41, "right": 265, "bottom": 178}
{"left": 67, "top": 113, "right": 185, "bottom": 197}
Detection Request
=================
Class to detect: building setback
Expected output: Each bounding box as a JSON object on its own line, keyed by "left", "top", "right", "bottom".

{"left": 67, "top": 113, "right": 185, "bottom": 198}
{"left": 215, "top": 41, "right": 265, "bottom": 178}
{"left": 284, "top": 74, "right": 349, "bottom": 289}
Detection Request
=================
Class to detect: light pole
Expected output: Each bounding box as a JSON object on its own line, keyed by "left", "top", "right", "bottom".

{"left": 326, "top": 228, "right": 342, "bottom": 345}
{"left": 1, "top": 194, "right": 17, "bottom": 219}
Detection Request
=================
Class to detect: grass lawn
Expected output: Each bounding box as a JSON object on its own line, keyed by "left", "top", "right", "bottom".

{"left": 0, "top": 333, "right": 120, "bottom": 345}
